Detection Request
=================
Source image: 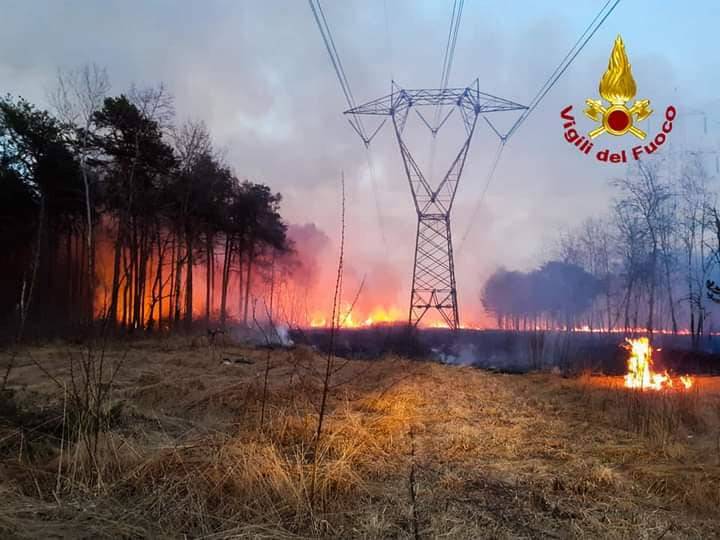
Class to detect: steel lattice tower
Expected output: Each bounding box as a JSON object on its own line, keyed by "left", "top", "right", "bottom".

{"left": 345, "top": 80, "right": 526, "bottom": 329}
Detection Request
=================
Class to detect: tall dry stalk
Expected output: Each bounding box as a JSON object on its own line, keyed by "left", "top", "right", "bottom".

{"left": 311, "top": 172, "right": 346, "bottom": 503}
{"left": 252, "top": 299, "right": 281, "bottom": 430}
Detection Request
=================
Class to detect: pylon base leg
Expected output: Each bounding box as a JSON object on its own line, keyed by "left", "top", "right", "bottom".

{"left": 409, "top": 215, "right": 458, "bottom": 330}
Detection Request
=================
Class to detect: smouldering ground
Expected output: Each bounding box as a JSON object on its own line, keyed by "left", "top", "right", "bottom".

{"left": 1, "top": 339, "right": 720, "bottom": 538}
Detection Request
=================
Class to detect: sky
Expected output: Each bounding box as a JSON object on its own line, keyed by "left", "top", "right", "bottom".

{"left": 1, "top": 1, "right": 719, "bottom": 325}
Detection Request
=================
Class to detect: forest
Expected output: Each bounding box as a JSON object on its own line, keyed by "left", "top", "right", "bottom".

{"left": 0, "top": 65, "right": 307, "bottom": 341}
{"left": 481, "top": 155, "right": 720, "bottom": 347}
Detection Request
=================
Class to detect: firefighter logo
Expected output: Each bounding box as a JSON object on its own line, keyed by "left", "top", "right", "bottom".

{"left": 584, "top": 35, "right": 652, "bottom": 139}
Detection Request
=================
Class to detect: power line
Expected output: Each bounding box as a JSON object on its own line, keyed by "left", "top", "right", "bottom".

{"left": 517, "top": 0, "right": 613, "bottom": 124}
{"left": 442, "top": 0, "right": 464, "bottom": 91}
{"left": 308, "top": 0, "right": 389, "bottom": 250}
{"left": 458, "top": 139, "right": 506, "bottom": 248}
{"left": 434, "top": 0, "right": 464, "bottom": 127}
{"left": 439, "top": 1, "right": 458, "bottom": 88}
{"left": 429, "top": 0, "right": 465, "bottom": 184}
{"left": 308, "top": 0, "right": 368, "bottom": 143}
{"left": 458, "top": 0, "right": 622, "bottom": 255}
{"left": 504, "top": 0, "right": 621, "bottom": 140}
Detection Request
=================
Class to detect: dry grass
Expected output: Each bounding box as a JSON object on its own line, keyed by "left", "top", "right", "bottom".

{"left": 1, "top": 338, "right": 719, "bottom": 538}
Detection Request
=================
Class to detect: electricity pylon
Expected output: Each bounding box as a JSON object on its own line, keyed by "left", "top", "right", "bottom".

{"left": 345, "top": 80, "right": 526, "bottom": 329}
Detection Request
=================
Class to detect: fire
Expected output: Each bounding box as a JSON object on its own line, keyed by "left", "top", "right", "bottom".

{"left": 309, "top": 305, "right": 405, "bottom": 328}
{"left": 623, "top": 337, "right": 694, "bottom": 391}
{"left": 309, "top": 317, "right": 327, "bottom": 328}
{"left": 307, "top": 306, "right": 487, "bottom": 329}
{"left": 429, "top": 320, "right": 449, "bottom": 329}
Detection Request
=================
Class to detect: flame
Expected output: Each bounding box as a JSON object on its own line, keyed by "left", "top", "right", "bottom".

{"left": 309, "top": 317, "right": 327, "bottom": 328}
{"left": 306, "top": 306, "right": 487, "bottom": 329}
{"left": 599, "top": 35, "right": 637, "bottom": 104}
{"left": 429, "top": 321, "right": 449, "bottom": 328}
{"left": 623, "top": 337, "right": 694, "bottom": 391}
{"left": 309, "top": 305, "right": 405, "bottom": 328}
{"left": 361, "top": 306, "right": 404, "bottom": 326}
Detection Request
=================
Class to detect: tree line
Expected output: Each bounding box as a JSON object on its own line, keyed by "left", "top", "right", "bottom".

{"left": 481, "top": 154, "right": 720, "bottom": 347}
{"left": 481, "top": 261, "right": 601, "bottom": 331}
{"left": 0, "top": 65, "right": 297, "bottom": 339}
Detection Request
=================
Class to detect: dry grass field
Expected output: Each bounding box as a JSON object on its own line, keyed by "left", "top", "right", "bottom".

{"left": 1, "top": 338, "right": 719, "bottom": 539}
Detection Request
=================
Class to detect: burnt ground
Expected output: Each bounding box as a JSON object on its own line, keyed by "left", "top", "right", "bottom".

{"left": 297, "top": 327, "right": 720, "bottom": 375}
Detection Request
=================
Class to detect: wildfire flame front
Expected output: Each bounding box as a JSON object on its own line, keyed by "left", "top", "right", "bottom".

{"left": 623, "top": 337, "right": 694, "bottom": 391}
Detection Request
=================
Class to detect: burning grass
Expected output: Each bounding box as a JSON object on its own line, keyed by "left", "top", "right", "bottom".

{"left": 1, "top": 338, "right": 719, "bottom": 538}
{"left": 623, "top": 337, "right": 694, "bottom": 390}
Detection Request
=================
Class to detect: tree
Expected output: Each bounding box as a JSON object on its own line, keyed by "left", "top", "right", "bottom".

{"left": 481, "top": 263, "right": 600, "bottom": 331}
{"left": 534, "top": 261, "right": 602, "bottom": 330}
{"left": 170, "top": 120, "right": 211, "bottom": 331}
{"left": 91, "top": 94, "right": 176, "bottom": 330}
{"left": 49, "top": 64, "right": 110, "bottom": 322}
{"left": 678, "top": 155, "right": 714, "bottom": 348}
{"left": 481, "top": 269, "right": 532, "bottom": 329}
{"left": 238, "top": 182, "right": 289, "bottom": 326}
{"left": 579, "top": 218, "right": 615, "bottom": 332}
{"left": 0, "top": 89, "right": 296, "bottom": 339}
{"left": 0, "top": 95, "right": 83, "bottom": 336}
{"left": 613, "top": 161, "right": 673, "bottom": 335}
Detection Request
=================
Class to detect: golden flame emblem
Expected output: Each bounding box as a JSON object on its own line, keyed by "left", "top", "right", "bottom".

{"left": 584, "top": 35, "right": 652, "bottom": 139}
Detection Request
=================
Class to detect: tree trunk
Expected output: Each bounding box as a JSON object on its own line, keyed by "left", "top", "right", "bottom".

{"left": 623, "top": 276, "right": 634, "bottom": 333}
{"left": 205, "top": 230, "right": 213, "bottom": 326}
{"left": 220, "top": 235, "right": 231, "bottom": 327}
{"left": 269, "top": 249, "right": 276, "bottom": 321}
{"left": 185, "top": 226, "right": 193, "bottom": 332}
{"left": 17, "top": 196, "right": 45, "bottom": 341}
{"left": 80, "top": 155, "right": 94, "bottom": 325}
{"left": 156, "top": 230, "right": 164, "bottom": 331}
{"left": 698, "top": 310, "right": 704, "bottom": 346}
{"left": 647, "top": 248, "right": 657, "bottom": 335}
{"left": 122, "top": 245, "right": 131, "bottom": 329}
{"left": 131, "top": 222, "right": 142, "bottom": 330}
{"left": 108, "top": 220, "right": 123, "bottom": 328}
{"left": 663, "top": 255, "right": 677, "bottom": 334}
{"left": 168, "top": 235, "right": 176, "bottom": 325}
{"left": 690, "top": 310, "right": 697, "bottom": 349}
{"left": 688, "top": 242, "right": 696, "bottom": 347}
{"left": 66, "top": 230, "right": 73, "bottom": 321}
{"left": 243, "top": 241, "right": 255, "bottom": 326}
{"left": 173, "top": 233, "right": 183, "bottom": 327}
{"left": 237, "top": 246, "right": 244, "bottom": 323}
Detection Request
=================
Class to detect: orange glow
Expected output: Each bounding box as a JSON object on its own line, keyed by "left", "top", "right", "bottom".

{"left": 309, "top": 317, "right": 327, "bottom": 328}
{"left": 623, "top": 337, "right": 694, "bottom": 391}
{"left": 429, "top": 320, "right": 449, "bottom": 329}
{"left": 310, "top": 305, "right": 405, "bottom": 328}
{"left": 361, "top": 306, "right": 404, "bottom": 326}
{"left": 307, "top": 306, "right": 486, "bottom": 329}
